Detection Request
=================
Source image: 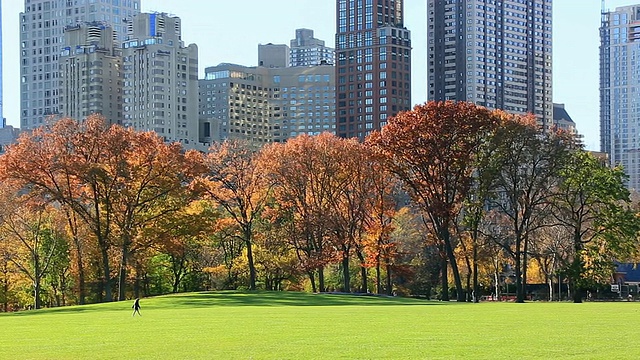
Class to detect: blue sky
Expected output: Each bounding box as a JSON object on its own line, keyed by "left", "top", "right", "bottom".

{"left": 1, "top": 0, "right": 634, "bottom": 150}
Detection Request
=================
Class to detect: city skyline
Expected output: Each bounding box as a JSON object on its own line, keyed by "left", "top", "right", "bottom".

{"left": 0, "top": 0, "right": 635, "bottom": 150}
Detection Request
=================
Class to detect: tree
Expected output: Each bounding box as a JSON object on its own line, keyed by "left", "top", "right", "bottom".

{"left": 200, "top": 140, "right": 272, "bottom": 290}
{"left": 554, "top": 150, "right": 640, "bottom": 302}
{"left": 361, "top": 155, "right": 400, "bottom": 295}
{"left": 261, "top": 133, "right": 352, "bottom": 292}
{"left": 143, "top": 200, "right": 218, "bottom": 294}
{"left": 0, "top": 186, "right": 67, "bottom": 309}
{"left": 0, "top": 115, "right": 203, "bottom": 302}
{"left": 0, "top": 116, "right": 120, "bottom": 301}
{"left": 108, "top": 129, "right": 203, "bottom": 301}
{"left": 327, "top": 138, "right": 378, "bottom": 293}
{"left": 488, "top": 115, "right": 572, "bottom": 303}
{"left": 368, "top": 101, "right": 500, "bottom": 301}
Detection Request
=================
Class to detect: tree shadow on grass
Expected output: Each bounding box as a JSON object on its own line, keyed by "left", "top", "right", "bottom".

{"left": 151, "top": 291, "right": 447, "bottom": 309}
{"left": 2, "top": 291, "right": 448, "bottom": 316}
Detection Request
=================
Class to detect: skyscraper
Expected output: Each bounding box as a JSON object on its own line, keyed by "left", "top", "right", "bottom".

{"left": 290, "top": 29, "right": 335, "bottom": 67}
{"left": 19, "top": 0, "right": 140, "bottom": 130}
{"left": 122, "top": 13, "right": 199, "bottom": 147}
{"left": 600, "top": 5, "right": 640, "bottom": 189}
{"left": 59, "top": 23, "right": 122, "bottom": 125}
{"left": 427, "top": 0, "right": 553, "bottom": 129}
{"left": 335, "top": 0, "right": 412, "bottom": 140}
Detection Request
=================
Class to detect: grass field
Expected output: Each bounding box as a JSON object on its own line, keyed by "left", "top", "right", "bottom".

{"left": 1, "top": 291, "right": 640, "bottom": 359}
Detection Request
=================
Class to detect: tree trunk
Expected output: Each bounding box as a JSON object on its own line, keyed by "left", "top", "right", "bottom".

{"left": 522, "top": 236, "right": 529, "bottom": 301}
{"left": 441, "top": 250, "right": 449, "bottom": 301}
{"left": 2, "top": 265, "right": 8, "bottom": 312}
{"left": 319, "top": 266, "right": 325, "bottom": 292}
{"left": 515, "top": 235, "right": 524, "bottom": 303}
{"left": 117, "top": 241, "right": 128, "bottom": 301}
{"left": 376, "top": 255, "right": 382, "bottom": 294}
{"left": 386, "top": 263, "right": 393, "bottom": 296}
{"left": 342, "top": 255, "right": 350, "bottom": 292}
{"left": 356, "top": 249, "right": 367, "bottom": 293}
{"left": 308, "top": 271, "right": 317, "bottom": 292}
{"left": 34, "top": 251, "right": 41, "bottom": 309}
{"left": 134, "top": 263, "right": 141, "bottom": 299}
{"left": 72, "top": 237, "right": 86, "bottom": 305}
{"left": 473, "top": 235, "right": 479, "bottom": 303}
{"left": 66, "top": 210, "right": 86, "bottom": 305}
{"left": 465, "top": 270, "right": 472, "bottom": 302}
{"left": 572, "top": 232, "right": 583, "bottom": 303}
{"left": 244, "top": 227, "right": 257, "bottom": 290}
{"left": 34, "top": 279, "right": 41, "bottom": 310}
{"left": 571, "top": 257, "right": 583, "bottom": 304}
{"left": 100, "top": 247, "right": 112, "bottom": 302}
{"left": 442, "top": 227, "right": 464, "bottom": 302}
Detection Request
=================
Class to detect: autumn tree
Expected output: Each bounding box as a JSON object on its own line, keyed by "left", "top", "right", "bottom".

{"left": 107, "top": 129, "right": 204, "bottom": 301}
{"left": 363, "top": 158, "right": 400, "bottom": 295}
{"left": 200, "top": 140, "right": 272, "bottom": 290}
{"left": 0, "top": 115, "right": 203, "bottom": 302}
{"left": 260, "top": 133, "right": 345, "bottom": 292}
{"left": 142, "top": 200, "right": 219, "bottom": 294}
{"left": 368, "top": 101, "right": 500, "bottom": 301}
{"left": 390, "top": 207, "right": 438, "bottom": 296}
{"left": 0, "top": 185, "right": 67, "bottom": 309}
{"left": 326, "top": 138, "right": 380, "bottom": 292}
{"left": 0, "top": 116, "right": 119, "bottom": 301}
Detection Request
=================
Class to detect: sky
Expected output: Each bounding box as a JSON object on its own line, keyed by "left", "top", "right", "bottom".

{"left": 0, "top": 0, "right": 634, "bottom": 151}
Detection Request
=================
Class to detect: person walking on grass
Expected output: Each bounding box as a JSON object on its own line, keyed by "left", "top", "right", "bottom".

{"left": 132, "top": 298, "right": 141, "bottom": 316}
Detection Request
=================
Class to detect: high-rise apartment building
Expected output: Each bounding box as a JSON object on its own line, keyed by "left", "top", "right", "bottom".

{"left": 427, "top": 0, "right": 553, "bottom": 129}
{"left": 19, "top": 0, "right": 140, "bottom": 129}
{"left": 335, "top": 0, "right": 412, "bottom": 140}
{"left": 59, "top": 23, "right": 122, "bottom": 125}
{"left": 600, "top": 5, "right": 640, "bottom": 189}
{"left": 290, "top": 29, "right": 335, "bottom": 67}
{"left": 199, "top": 62, "right": 335, "bottom": 146}
{"left": 121, "top": 13, "right": 199, "bottom": 147}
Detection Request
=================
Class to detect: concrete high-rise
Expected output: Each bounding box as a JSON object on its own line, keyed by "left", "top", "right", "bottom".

{"left": 335, "top": 0, "right": 412, "bottom": 140}
{"left": 600, "top": 5, "right": 640, "bottom": 190}
{"left": 19, "top": 0, "right": 140, "bottom": 130}
{"left": 427, "top": 0, "right": 553, "bottom": 129}
{"left": 290, "top": 29, "right": 335, "bottom": 67}
{"left": 122, "top": 13, "right": 199, "bottom": 147}
{"left": 59, "top": 23, "right": 122, "bottom": 125}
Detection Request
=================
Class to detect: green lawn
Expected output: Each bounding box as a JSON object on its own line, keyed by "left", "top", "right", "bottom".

{"left": 1, "top": 291, "right": 639, "bottom": 359}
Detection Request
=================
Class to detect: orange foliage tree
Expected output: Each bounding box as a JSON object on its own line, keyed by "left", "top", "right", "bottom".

{"left": 199, "top": 140, "right": 272, "bottom": 290}
{"left": 368, "top": 101, "right": 501, "bottom": 301}
{"left": 0, "top": 115, "right": 203, "bottom": 302}
{"left": 263, "top": 133, "right": 394, "bottom": 293}
{"left": 261, "top": 134, "right": 343, "bottom": 291}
